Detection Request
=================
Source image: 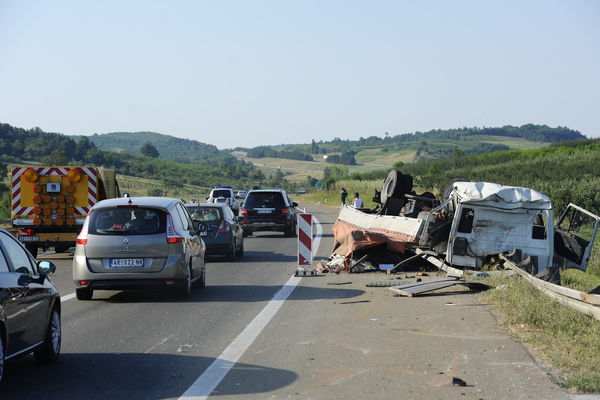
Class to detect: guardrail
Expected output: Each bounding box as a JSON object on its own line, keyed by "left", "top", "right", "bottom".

{"left": 499, "top": 253, "right": 600, "bottom": 322}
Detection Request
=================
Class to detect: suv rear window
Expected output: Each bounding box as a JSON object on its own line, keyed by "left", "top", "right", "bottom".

{"left": 244, "top": 192, "right": 286, "bottom": 208}
{"left": 187, "top": 206, "right": 223, "bottom": 222}
{"left": 212, "top": 190, "right": 231, "bottom": 198}
{"left": 89, "top": 207, "right": 166, "bottom": 235}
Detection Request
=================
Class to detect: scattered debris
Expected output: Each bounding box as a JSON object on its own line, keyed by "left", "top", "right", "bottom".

{"left": 387, "top": 278, "right": 492, "bottom": 297}
{"left": 452, "top": 377, "right": 468, "bottom": 387}
{"left": 338, "top": 300, "right": 371, "bottom": 304}
{"left": 327, "top": 281, "right": 353, "bottom": 286}
{"left": 366, "top": 280, "right": 401, "bottom": 288}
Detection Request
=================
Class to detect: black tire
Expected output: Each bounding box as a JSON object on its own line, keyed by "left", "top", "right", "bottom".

{"left": 194, "top": 268, "right": 206, "bottom": 289}
{"left": 76, "top": 288, "right": 93, "bottom": 300}
{"left": 54, "top": 245, "right": 69, "bottom": 253}
{"left": 25, "top": 244, "right": 38, "bottom": 258}
{"left": 403, "top": 174, "right": 414, "bottom": 196}
{"left": 175, "top": 267, "right": 192, "bottom": 299}
{"left": 225, "top": 241, "right": 236, "bottom": 261}
{"left": 0, "top": 331, "right": 5, "bottom": 384}
{"left": 381, "top": 170, "right": 405, "bottom": 204}
{"left": 243, "top": 229, "right": 251, "bottom": 237}
{"left": 237, "top": 239, "right": 244, "bottom": 257}
{"left": 34, "top": 307, "right": 61, "bottom": 363}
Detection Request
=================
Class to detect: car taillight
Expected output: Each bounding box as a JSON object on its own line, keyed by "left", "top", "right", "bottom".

{"left": 217, "top": 221, "right": 230, "bottom": 233}
{"left": 239, "top": 208, "right": 248, "bottom": 216}
{"left": 76, "top": 214, "right": 90, "bottom": 245}
{"left": 166, "top": 213, "right": 184, "bottom": 244}
{"left": 281, "top": 209, "right": 288, "bottom": 216}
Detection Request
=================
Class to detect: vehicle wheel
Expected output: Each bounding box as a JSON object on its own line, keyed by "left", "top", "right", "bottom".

{"left": 54, "top": 245, "right": 69, "bottom": 253}
{"left": 237, "top": 239, "right": 244, "bottom": 257}
{"left": 25, "top": 244, "right": 38, "bottom": 258}
{"left": 34, "top": 307, "right": 61, "bottom": 363}
{"left": 225, "top": 241, "right": 236, "bottom": 261}
{"left": 175, "top": 267, "right": 192, "bottom": 299}
{"left": 194, "top": 268, "right": 206, "bottom": 289}
{"left": 243, "top": 229, "right": 251, "bottom": 237}
{"left": 284, "top": 225, "right": 296, "bottom": 237}
{"left": 76, "top": 287, "right": 93, "bottom": 300}
{"left": 381, "top": 170, "right": 406, "bottom": 204}
{"left": 0, "top": 332, "right": 5, "bottom": 384}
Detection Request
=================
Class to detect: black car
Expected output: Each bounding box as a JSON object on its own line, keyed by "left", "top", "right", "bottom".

{"left": 0, "top": 228, "right": 61, "bottom": 383}
{"left": 238, "top": 189, "right": 298, "bottom": 237}
{"left": 186, "top": 203, "right": 244, "bottom": 260}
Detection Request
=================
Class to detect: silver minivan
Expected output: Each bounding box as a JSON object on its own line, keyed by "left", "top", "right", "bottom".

{"left": 72, "top": 197, "right": 206, "bottom": 300}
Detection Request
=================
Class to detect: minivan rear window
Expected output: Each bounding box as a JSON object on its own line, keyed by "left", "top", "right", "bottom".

{"left": 89, "top": 207, "right": 166, "bottom": 235}
{"left": 244, "top": 192, "right": 286, "bottom": 208}
{"left": 187, "top": 207, "right": 223, "bottom": 222}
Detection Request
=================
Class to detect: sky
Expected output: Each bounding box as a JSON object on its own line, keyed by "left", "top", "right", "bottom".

{"left": 1, "top": 0, "right": 599, "bottom": 149}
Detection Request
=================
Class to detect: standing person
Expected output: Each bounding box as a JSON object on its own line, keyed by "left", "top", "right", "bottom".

{"left": 340, "top": 187, "right": 348, "bottom": 205}
{"left": 352, "top": 192, "right": 363, "bottom": 208}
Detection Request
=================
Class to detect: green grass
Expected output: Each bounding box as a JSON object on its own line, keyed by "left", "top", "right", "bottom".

{"left": 481, "top": 275, "right": 600, "bottom": 393}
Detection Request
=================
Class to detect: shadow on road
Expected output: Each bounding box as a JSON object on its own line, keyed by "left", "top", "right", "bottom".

{"left": 96, "top": 284, "right": 363, "bottom": 304}
{"left": 1, "top": 353, "right": 297, "bottom": 400}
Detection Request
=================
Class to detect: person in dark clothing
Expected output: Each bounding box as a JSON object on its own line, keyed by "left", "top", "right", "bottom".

{"left": 340, "top": 187, "right": 348, "bottom": 205}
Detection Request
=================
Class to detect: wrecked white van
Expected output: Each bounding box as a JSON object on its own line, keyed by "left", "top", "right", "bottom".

{"left": 333, "top": 181, "right": 600, "bottom": 274}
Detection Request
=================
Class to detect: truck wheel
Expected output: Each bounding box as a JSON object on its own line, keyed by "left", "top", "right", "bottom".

{"left": 76, "top": 288, "right": 93, "bottom": 300}
{"left": 54, "top": 245, "right": 70, "bottom": 253}
{"left": 381, "top": 170, "right": 406, "bottom": 204}
{"left": 25, "top": 244, "right": 39, "bottom": 258}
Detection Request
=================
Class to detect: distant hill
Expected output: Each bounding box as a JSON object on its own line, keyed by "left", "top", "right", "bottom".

{"left": 79, "top": 131, "right": 222, "bottom": 163}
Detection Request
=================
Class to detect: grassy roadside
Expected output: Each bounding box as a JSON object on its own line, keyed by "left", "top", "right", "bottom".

{"left": 481, "top": 275, "right": 600, "bottom": 393}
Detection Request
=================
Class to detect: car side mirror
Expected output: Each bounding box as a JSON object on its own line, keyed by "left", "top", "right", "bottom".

{"left": 37, "top": 260, "right": 56, "bottom": 276}
{"left": 193, "top": 221, "right": 201, "bottom": 232}
{"left": 292, "top": 202, "right": 298, "bottom": 207}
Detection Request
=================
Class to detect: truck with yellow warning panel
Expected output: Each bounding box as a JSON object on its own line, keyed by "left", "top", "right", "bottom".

{"left": 11, "top": 166, "right": 120, "bottom": 257}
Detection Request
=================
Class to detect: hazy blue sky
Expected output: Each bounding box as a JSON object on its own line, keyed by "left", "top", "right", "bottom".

{"left": 1, "top": 0, "right": 599, "bottom": 149}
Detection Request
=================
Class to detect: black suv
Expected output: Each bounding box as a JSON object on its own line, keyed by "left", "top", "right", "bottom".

{"left": 238, "top": 189, "right": 298, "bottom": 237}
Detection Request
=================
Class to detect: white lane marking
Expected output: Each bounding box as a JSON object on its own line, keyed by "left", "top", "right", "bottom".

{"left": 179, "top": 210, "right": 325, "bottom": 399}
{"left": 60, "top": 292, "right": 76, "bottom": 302}
{"left": 178, "top": 274, "right": 302, "bottom": 400}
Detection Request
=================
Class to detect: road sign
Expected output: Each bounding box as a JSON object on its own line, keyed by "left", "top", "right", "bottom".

{"left": 297, "top": 213, "right": 313, "bottom": 266}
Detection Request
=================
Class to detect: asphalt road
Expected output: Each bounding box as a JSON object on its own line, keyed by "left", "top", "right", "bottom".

{"left": 0, "top": 203, "right": 589, "bottom": 400}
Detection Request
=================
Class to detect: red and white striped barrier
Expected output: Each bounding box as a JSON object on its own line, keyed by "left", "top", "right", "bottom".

{"left": 297, "top": 213, "right": 313, "bottom": 267}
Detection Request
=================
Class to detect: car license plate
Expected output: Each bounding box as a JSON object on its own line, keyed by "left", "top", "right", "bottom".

{"left": 200, "top": 231, "right": 208, "bottom": 236}
{"left": 256, "top": 209, "right": 272, "bottom": 214}
{"left": 18, "top": 236, "right": 40, "bottom": 242}
{"left": 109, "top": 258, "right": 144, "bottom": 268}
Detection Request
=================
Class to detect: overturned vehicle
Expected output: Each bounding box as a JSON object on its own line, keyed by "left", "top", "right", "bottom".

{"left": 331, "top": 172, "right": 600, "bottom": 275}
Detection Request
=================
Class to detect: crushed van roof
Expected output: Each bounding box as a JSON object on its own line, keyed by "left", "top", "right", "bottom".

{"left": 453, "top": 182, "right": 551, "bottom": 210}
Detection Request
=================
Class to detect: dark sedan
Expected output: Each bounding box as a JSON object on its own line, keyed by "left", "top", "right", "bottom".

{"left": 186, "top": 203, "right": 244, "bottom": 260}
{"left": 0, "top": 228, "right": 61, "bottom": 383}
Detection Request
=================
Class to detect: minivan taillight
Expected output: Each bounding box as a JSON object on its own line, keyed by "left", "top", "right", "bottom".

{"left": 239, "top": 208, "right": 248, "bottom": 216}
{"left": 217, "top": 221, "right": 230, "bottom": 233}
{"left": 166, "top": 213, "right": 184, "bottom": 244}
{"left": 76, "top": 214, "right": 90, "bottom": 245}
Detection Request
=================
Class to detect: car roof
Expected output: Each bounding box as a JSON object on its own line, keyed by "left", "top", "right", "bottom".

{"left": 247, "top": 189, "right": 286, "bottom": 194}
{"left": 185, "top": 203, "right": 226, "bottom": 209}
{"left": 92, "top": 196, "right": 182, "bottom": 211}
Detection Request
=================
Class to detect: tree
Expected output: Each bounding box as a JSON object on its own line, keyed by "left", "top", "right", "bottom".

{"left": 140, "top": 142, "right": 159, "bottom": 158}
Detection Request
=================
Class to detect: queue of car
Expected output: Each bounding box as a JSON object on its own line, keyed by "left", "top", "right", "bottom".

{"left": 0, "top": 187, "right": 299, "bottom": 383}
